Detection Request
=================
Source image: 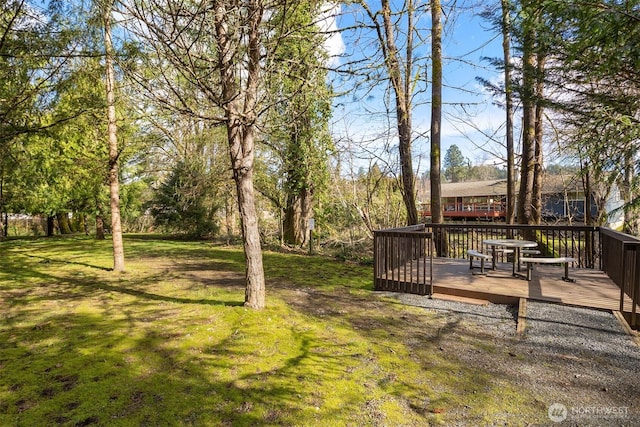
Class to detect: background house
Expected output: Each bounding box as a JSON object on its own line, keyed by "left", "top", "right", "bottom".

{"left": 419, "top": 176, "right": 623, "bottom": 227}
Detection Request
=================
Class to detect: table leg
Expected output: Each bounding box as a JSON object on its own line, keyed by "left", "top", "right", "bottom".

{"left": 562, "top": 262, "right": 576, "bottom": 282}
{"left": 491, "top": 245, "right": 497, "bottom": 270}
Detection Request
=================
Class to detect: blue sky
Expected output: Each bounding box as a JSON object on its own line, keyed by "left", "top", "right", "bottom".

{"left": 323, "top": 1, "right": 513, "bottom": 173}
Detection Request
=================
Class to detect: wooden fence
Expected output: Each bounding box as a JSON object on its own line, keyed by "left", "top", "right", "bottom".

{"left": 373, "top": 224, "right": 433, "bottom": 295}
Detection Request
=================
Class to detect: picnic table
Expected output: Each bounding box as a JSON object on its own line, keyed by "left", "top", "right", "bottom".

{"left": 482, "top": 239, "right": 538, "bottom": 276}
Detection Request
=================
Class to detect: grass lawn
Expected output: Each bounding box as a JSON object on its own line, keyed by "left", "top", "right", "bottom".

{"left": 0, "top": 235, "right": 546, "bottom": 426}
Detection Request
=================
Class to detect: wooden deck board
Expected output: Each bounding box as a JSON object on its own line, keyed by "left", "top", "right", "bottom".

{"left": 422, "top": 258, "right": 638, "bottom": 313}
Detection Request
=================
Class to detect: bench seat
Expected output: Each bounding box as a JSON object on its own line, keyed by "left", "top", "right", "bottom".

{"left": 520, "top": 257, "right": 577, "bottom": 282}
{"left": 519, "top": 249, "right": 541, "bottom": 269}
{"left": 467, "top": 249, "right": 492, "bottom": 274}
{"left": 490, "top": 248, "right": 514, "bottom": 254}
{"left": 520, "top": 249, "right": 541, "bottom": 255}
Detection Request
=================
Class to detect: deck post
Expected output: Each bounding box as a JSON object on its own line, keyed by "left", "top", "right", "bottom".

{"left": 631, "top": 246, "right": 639, "bottom": 328}
{"left": 620, "top": 243, "right": 626, "bottom": 312}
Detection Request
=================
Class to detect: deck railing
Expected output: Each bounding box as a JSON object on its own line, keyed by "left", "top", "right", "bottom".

{"left": 373, "top": 223, "right": 640, "bottom": 327}
{"left": 600, "top": 228, "right": 640, "bottom": 327}
{"left": 423, "top": 223, "right": 599, "bottom": 269}
{"left": 373, "top": 224, "right": 433, "bottom": 295}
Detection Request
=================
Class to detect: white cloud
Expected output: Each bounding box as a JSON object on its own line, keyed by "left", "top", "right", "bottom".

{"left": 317, "top": 3, "right": 345, "bottom": 67}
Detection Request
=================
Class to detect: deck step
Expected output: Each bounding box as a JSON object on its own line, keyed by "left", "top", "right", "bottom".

{"left": 431, "top": 293, "right": 490, "bottom": 306}
{"left": 517, "top": 297, "right": 527, "bottom": 335}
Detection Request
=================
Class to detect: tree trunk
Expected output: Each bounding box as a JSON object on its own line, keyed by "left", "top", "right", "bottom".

{"left": 80, "top": 213, "right": 89, "bottom": 236}
{"left": 104, "top": 3, "right": 125, "bottom": 271}
{"left": 430, "top": 0, "right": 443, "bottom": 226}
{"left": 381, "top": 0, "right": 418, "bottom": 225}
{"left": 398, "top": 128, "right": 418, "bottom": 225}
{"left": 583, "top": 167, "right": 594, "bottom": 267}
{"left": 47, "top": 215, "right": 56, "bottom": 237}
{"left": 0, "top": 178, "right": 4, "bottom": 240}
{"left": 283, "top": 188, "right": 312, "bottom": 246}
{"left": 96, "top": 198, "right": 106, "bottom": 240}
{"left": 215, "top": 0, "right": 265, "bottom": 309}
{"left": 229, "top": 120, "right": 265, "bottom": 309}
{"left": 224, "top": 192, "right": 237, "bottom": 244}
{"left": 501, "top": 0, "right": 516, "bottom": 226}
{"left": 622, "top": 151, "right": 638, "bottom": 235}
{"left": 532, "top": 53, "right": 545, "bottom": 224}
{"left": 532, "top": 122, "right": 543, "bottom": 225}
{"left": 96, "top": 215, "right": 105, "bottom": 240}
{"left": 430, "top": 0, "right": 448, "bottom": 256}
{"left": 518, "top": 1, "right": 537, "bottom": 233}
{"left": 57, "top": 212, "right": 72, "bottom": 234}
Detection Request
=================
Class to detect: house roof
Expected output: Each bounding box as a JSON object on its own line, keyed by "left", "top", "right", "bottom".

{"left": 440, "top": 179, "right": 508, "bottom": 198}
{"left": 420, "top": 176, "right": 586, "bottom": 200}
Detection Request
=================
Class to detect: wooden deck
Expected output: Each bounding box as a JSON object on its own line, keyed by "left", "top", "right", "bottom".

{"left": 429, "top": 258, "right": 637, "bottom": 313}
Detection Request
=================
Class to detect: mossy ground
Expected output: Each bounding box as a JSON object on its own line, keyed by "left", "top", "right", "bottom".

{"left": 0, "top": 235, "right": 547, "bottom": 426}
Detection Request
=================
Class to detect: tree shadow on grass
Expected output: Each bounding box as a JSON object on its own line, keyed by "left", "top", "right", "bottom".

{"left": 89, "top": 280, "right": 245, "bottom": 307}
{"left": 24, "top": 253, "right": 112, "bottom": 271}
{"left": 42, "top": 271, "right": 244, "bottom": 307}
{"left": 2, "top": 257, "right": 245, "bottom": 308}
{"left": 0, "top": 305, "right": 366, "bottom": 425}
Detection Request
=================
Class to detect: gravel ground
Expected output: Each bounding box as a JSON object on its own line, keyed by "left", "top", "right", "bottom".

{"left": 383, "top": 292, "right": 640, "bottom": 426}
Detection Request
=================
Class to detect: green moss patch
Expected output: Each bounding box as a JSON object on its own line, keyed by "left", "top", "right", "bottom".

{"left": 0, "top": 236, "right": 549, "bottom": 426}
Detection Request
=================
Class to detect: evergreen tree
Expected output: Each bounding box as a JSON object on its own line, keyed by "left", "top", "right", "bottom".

{"left": 262, "top": 0, "right": 333, "bottom": 246}
{"left": 443, "top": 144, "right": 468, "bottom": 183}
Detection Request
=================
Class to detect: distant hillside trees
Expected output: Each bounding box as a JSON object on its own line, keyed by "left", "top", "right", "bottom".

{"left": 443, "top": 145, "right": 506, "bottom": 183}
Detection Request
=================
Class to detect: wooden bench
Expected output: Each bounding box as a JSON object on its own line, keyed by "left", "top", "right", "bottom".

{"left": 467, "top": 249, "right": 492, "bottom": 275}
{"left": 520, "top": 257, "right": 577, "bottom": 282}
